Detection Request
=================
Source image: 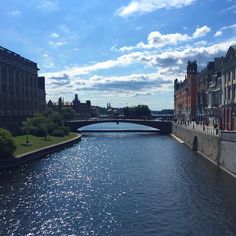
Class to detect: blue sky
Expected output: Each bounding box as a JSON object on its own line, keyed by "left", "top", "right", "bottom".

{"left": 1, "top": 0, "right": 236, "bottom": 110}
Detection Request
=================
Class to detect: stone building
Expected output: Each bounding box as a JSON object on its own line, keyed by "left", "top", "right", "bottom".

{"left": 72, "top": 94, "right": 91, "bottom": 120}
{"left": 207, "top": 58, "right": 224, "bottom": 127}
{"left": 174, "top": 60, "right": 198, "bottom": 120}
{"left": 221, "top": 46, "right": 236, "bottom": 130}
{"left": 0, "top": 46, "right": 46, "bottom": 131}
{"left": 195, "top": 61, "right": 215, "bottom": 122}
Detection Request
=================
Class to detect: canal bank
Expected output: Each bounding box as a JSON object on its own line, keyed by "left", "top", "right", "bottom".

{"left": 0, "top": 133, "right": 81, "bottom": 170}
{"left": 172, "top": 122, "right": 236, "bottom": 178}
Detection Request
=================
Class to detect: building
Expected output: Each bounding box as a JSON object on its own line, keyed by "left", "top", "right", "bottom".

{"left": 174, "top": 60, "right": 198, "bottom": 120}
{"left": 221, "top": 46, "right": 236, "bottom": 130}
{"left": 195, "top": 61, "right": 215, "bottom": 122}
{"left": 207, "top": 58, "right": 224, "bottom": 127}
{"left": 72, "top": 94, "right": 91, "bottom": 120}
{"left": 0, "top": 46, "right": 46, "bottom": 131}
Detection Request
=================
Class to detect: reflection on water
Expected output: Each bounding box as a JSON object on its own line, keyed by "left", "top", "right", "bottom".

{"left": 1, "top": 125, "right": 236, "bottom": 235}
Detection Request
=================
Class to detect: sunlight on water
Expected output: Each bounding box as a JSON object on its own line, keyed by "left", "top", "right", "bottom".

{"left": 1, "top": 126, "right": 236, "bottom": 235}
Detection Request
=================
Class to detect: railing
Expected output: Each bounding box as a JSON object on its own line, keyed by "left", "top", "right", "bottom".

{"left": 176, "top": 121, "right": 221, "bottom": 136}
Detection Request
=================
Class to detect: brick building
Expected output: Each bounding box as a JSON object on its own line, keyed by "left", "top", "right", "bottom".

{"left": 0, "top": 46, "right": 46, "bottom": 131}
{"left": 174, "top": 61, "right": 198, "bottom": 121}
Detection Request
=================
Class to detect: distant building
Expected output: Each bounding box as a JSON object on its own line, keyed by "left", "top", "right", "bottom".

{"left": 72, "top": 94, "right": 91, "bottom": 120}
{"left": 174, "top": 61, "right": 198, "bottom": 120}
{"left": 221, "top": 46, "right": 236, "bottom": 130}
{"left": 0, "top": 46, "right": 46, "bottom": 131}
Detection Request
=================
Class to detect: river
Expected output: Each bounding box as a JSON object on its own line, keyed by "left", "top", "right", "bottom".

{"left": 1, "top": 123, "right": 236, "bottom": 236}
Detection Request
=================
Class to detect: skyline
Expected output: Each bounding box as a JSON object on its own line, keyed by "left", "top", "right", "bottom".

{"left": 1, "top": 0, "right": 236, "bottom": 109}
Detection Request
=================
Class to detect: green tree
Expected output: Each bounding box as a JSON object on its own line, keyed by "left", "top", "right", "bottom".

{"left": 58, "top": 97, "right": 63, "bottom": 112}
{"left": 21, "top": 115, "right": 48, "bottom": 137}
{"left": 0, "top": 128, "right": 16, "bottom": 157}
{"left": 61, "top": 107, "right": 77, "bottom": 121}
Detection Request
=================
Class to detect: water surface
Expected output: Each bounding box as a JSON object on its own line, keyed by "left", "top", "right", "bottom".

{"left": 1, "top": 123, "right": 236, "bottom": 235}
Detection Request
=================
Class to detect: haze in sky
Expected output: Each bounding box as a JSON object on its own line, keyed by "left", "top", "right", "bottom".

{"left": 1, "top": 0, "right": 236, "bottom": 109}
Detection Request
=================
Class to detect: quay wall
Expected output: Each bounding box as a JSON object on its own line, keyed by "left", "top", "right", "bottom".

{"left": 172, "top": 123, "right": 236, "bottom": 177}
{"left": 172, "top": 123, "right": 220, "bottom": 163}
{"left": 219, "top": 132, "right": 236, "bottom": 176}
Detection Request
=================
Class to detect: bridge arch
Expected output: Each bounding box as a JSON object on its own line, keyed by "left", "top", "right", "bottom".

{"left": 66, "top": 119, "right": 172, "bottom": 135}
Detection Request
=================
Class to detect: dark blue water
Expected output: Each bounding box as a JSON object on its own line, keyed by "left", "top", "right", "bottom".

{"left": 1, "top": 123, "right": 236, "bottom": 236}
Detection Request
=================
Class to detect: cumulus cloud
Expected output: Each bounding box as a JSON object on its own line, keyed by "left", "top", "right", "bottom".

{"left": 116, "top": 0, "right": 196, "bottom": 17}
{"left": 46, "top": 72, "right": 173, "bottom": 97}
{"left": 213, "top": 23, "right": 236, "bottom": 37}
{"left": 119, "top": 25, "right": 211, "bottom": 52}
{"left": 214, "top": 31, "right": 222, "bottom": 37}
{"left": 192, "top": 25, "right": 211, "bottom": 38}
{"left": 43, "top": 39, "right": 236, "bottom": 98}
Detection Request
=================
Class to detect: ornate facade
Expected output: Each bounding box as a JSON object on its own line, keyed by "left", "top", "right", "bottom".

{"left": 221, "top": 46, "right": 236, "bottom": 130}
{"left": 0, "top": 46, "right": 45, "bottom": 130}
{"left": 174, "top": 61, "right": 198, "bottom": 120}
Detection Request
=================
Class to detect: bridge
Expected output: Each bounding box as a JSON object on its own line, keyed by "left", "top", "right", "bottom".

{"left": 66, "top": 119, "right": 172, "bottom": 134}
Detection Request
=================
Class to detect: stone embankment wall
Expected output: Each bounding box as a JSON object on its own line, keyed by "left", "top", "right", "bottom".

{"left": 172, "top": 123, "right": 220, "bottom": 163}
{"left": 172, "top": 123, "right": 236, "bottom": 177}
{"left": 219, "top": 132, "right": 236, "bottom": 175}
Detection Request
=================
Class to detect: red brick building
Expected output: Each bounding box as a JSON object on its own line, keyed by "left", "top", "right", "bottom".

{"left": 174, "top": 61, "right": 198, "bottom": 121}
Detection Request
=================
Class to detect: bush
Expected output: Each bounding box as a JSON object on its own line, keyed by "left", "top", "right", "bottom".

{"left": 51, "top": 129, "right": 65, "bottom": 137}
{"left": 0, "top": 128, "right": 16, "bottom": 157}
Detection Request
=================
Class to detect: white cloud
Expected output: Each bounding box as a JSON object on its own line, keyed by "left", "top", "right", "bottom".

{"left": 8, "top": 10, "right": 21, "bottom": 16}
{"left": 38, "top": 1, "right": 59, "bottom": 11}
{"left": 192, "top": 26, "right": 211, "bottom": 38}
{"left": 43, "top": 38, "right": 236, "bottom": 102}
{"left": 116, "top": 0, "right": 196, "bottom": 17}
{"left": 119, "top": 25, "right": 211, "bottom": 52}
{"left": 220, "top": 23, "right": 236, "bottom": 30}
{"left": 214, "top": 31, "right": 222, "bottom": 37}
{"left": 51, "top": 33, "right": 60, "bottom": 38}
{"left": 219, "top": 4, "right": 236, "bottom": 14}
{"left": 49, "top": 41, "right": 67, "bottom": 47}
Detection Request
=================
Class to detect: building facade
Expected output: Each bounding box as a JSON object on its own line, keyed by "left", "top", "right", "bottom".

{"left": 195, "top": 61, "right": 215, "bottom": 122}
{"left": 207, "top": 57, "right": 224, "bottom": 127}
{"left": 221, "top": 46, "right": 236, "bottom": 130}
{"left": 174, "top": 60, "right": 198, "bottom": 121}
{"left": 72, "top": 94, "right": 91, "bottom": 120}
{"left": 0, "top": 46, "right": 46, "bottom": 131}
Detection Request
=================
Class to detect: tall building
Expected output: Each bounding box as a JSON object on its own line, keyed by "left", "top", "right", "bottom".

{"left": 0, "top": 46, "right": 46, "bottom": 131}
{"left": 221, "top": 46, "right": 236, "bottom": 130}
{"left": 174, "top": 61, "right": 198, "bottom": 120}
{"left": 206, "top": 57, "right": 224, "bottom": 126}
{"left": 195, "top": 61, "right": 215, "bottom": 121}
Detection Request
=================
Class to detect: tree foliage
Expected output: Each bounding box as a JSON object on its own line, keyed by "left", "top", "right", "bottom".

{"left": 123, "top": 105, "right": 151, "bottom": 119}
{"left": 21, "top": 109, "right": 71, "bottom": 137}
{"left": 0, "top": 128, "right": 16, "bottom": 157}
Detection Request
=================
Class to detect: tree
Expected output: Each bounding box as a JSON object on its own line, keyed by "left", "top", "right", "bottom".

{"left": 58, "top": 97, "right": 63, "bottom": 112}
{"left": 21, "top": 115, "right": 48, "bottom": 137}
{"left": 123, "top": 105, "right": 151, "bottom": 119}
{"left": 0, "top": 128, "right": 16, "bottom": 157}
{"left": 61, "top": 107, "right": 77, "bottom": 121}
